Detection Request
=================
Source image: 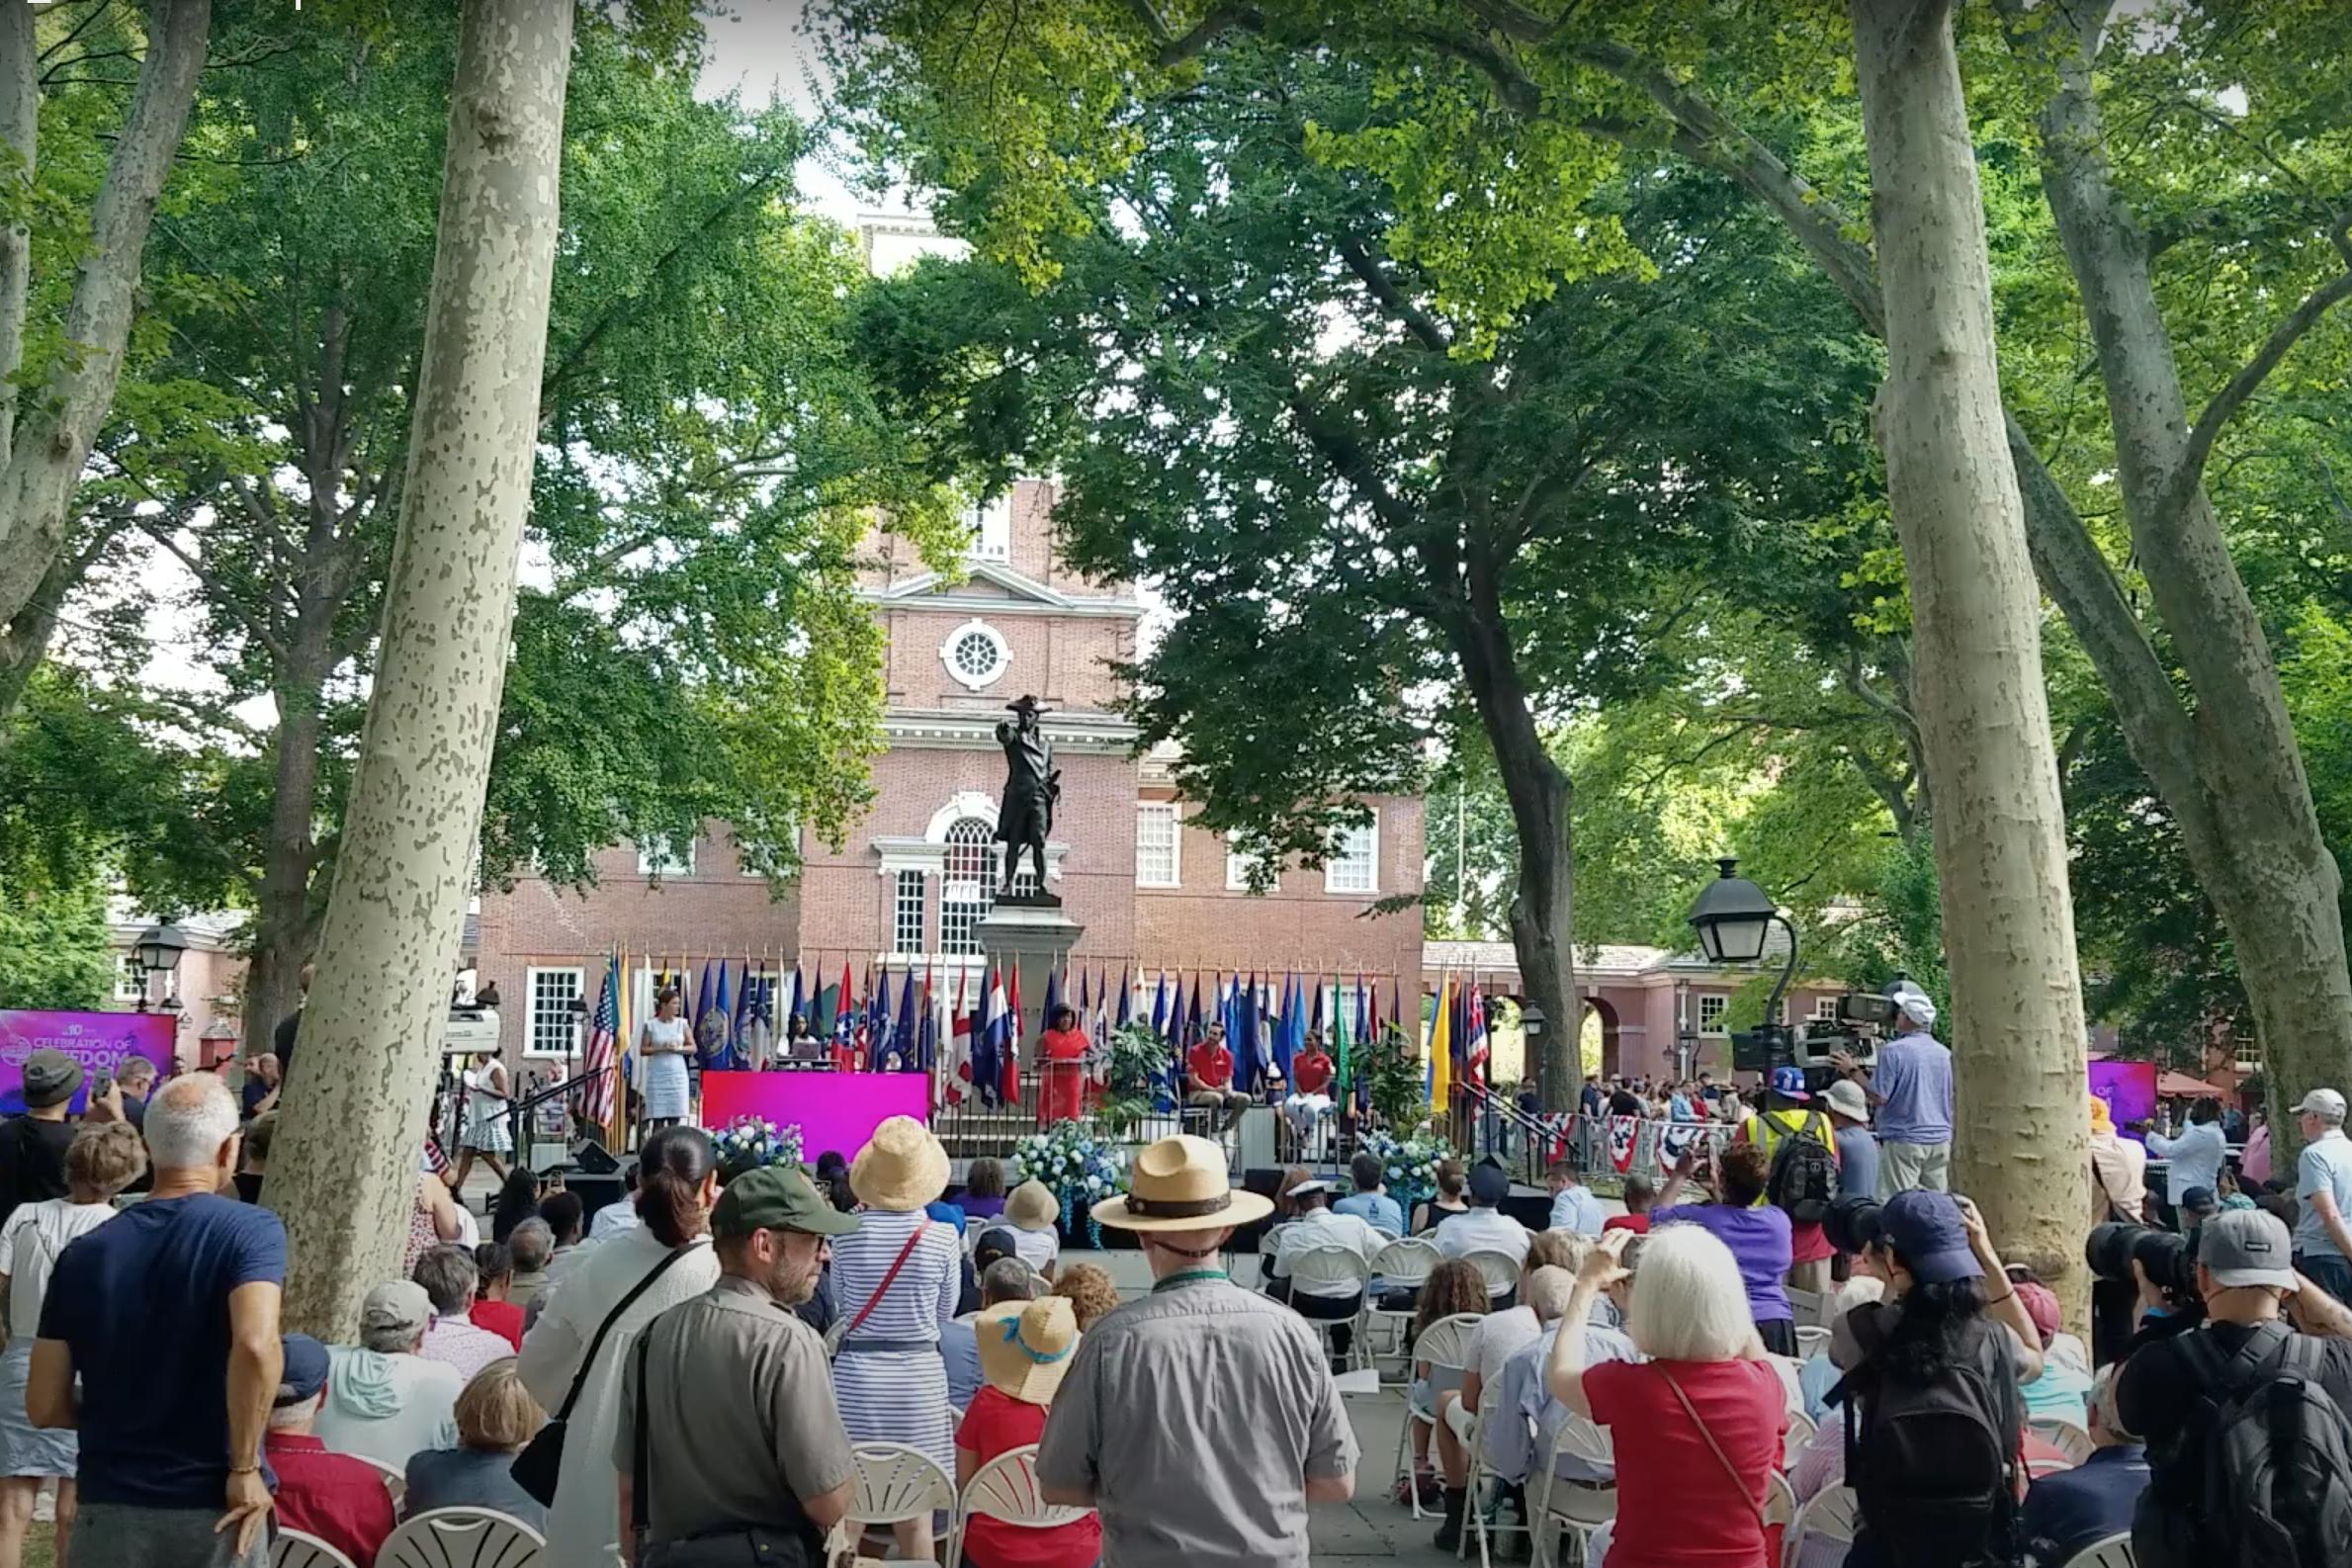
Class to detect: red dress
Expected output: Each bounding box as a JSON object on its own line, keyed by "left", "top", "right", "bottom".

{"left": 1039, "top": 1026, "right": 1090, "bottom": 1124}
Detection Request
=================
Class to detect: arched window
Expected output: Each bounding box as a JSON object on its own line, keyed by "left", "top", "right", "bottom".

{"left": 939, "top": 816, "right": 1039, "bottom": 956}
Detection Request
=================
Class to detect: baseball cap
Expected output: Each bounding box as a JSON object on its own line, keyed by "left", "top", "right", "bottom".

{"left": 361, "top": 1280, "right": 432, "bottom": 1336}
{"left": 1768, "top": 1066, "right": 1811, "bottom": 1101}
{"left": 2294, "top": 1088, "right": 2347, "bottom": 1119}
{"left": 1467, "top": 1163, "right": 1511, "bottom": 1206}
{"left": 2199, "top": 1206, "right": 2299, "bottom": 1291}
{"left": 2012, "top": 1280, "right": 2060, "bottom": 1349}
{"left": 1879, "top": 1190, "right": 1981, "bottom": 1285}
{"left": 1890, "top": 983, "right": 1937, "bottom": 1028}
{"left": 2179, "top": 1185, "right": 2219, "bottom": 1216}
{"left": 712, "top": 1164, "right": 861, "bottom": 1240}
{"left": 275, "top": 1334, "right": 330, "bottom": 1407}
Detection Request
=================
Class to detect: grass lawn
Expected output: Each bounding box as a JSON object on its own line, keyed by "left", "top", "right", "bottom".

{"left": 22, "top": 1524, "right": 51, "bottom": 1567}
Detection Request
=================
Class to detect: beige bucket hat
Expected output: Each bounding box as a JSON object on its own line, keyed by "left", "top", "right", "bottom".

{"left": 1090, "top": 1134, "right": 1272, "bottom": 1232}
{"left": 975, "top": 1295, "right": 1081, "bottom": 1405}
{"left": 849, "top": 1115, "right": 949, "bottom": 1211}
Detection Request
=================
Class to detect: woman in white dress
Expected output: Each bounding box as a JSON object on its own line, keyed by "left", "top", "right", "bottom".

{"left": 517, "top": 1125, "right": 721, "bottom": 1568}
{"left": 636, "top": 990, "right": 693, "bottom": 1132}
{"left": 0, "top": 1124, "right": 145, "bottom": 1568}
{"left": 451, "top": 1052, "right": 511, "bottom": 1193}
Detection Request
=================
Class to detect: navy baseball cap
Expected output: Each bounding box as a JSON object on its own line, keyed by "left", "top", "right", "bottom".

{"left": 1879, "top": 1190, "right": 1982, "bottom": 1285}
{"left": 275, "top": 1333, "right": 330, "bottom": 1407}
{"left": 1467, "top": 1163, "right": 1512, "bottom": 1206}
{"left": 2180, "top": 1185, "right": 2219, "bottom": 1216}
{"left": 1769, "top": 1066, "right": 1811, "bottom": 1101}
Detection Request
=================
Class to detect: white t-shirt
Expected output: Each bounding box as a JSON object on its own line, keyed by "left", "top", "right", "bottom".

{"left": 1470, "top": 1303, "right": 1543, "bottom": 1394}
{"left": 0, "top": 1199, "right": 118, "bottom": 1339}
{"left": 1012, "top": 1226, "right": 1060, "bottom": 1275}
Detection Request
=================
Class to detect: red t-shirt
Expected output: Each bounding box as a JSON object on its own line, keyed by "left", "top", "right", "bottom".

{"left": 1584, "top": 1357, "right": 1785, "bottom": 1568}
{"left": 472, "top": 1297, "right": 525, "bottom": 1350}
{"left": 266, "top": 1433, "right": 396, "bottom": 1568}
{"left": 1602, "top": 1214, "right": 1652, "bottom": 1236}
{"left": 1293, "top": 1052, "right": 1334, "bottom": 1093}
{"left": 954, "top": 1386, "right": 1102, "bottom": 1568}
{"left": 1187, "top": 1043, "right": 1233, "bottom": 1089}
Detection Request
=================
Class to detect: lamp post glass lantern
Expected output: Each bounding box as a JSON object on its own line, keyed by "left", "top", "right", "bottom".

{"left": 1686, "top": 859, "right": 1775, "bottom": 964}
{"left": 131, "top": 923, "right": 188, "bottom": 1012}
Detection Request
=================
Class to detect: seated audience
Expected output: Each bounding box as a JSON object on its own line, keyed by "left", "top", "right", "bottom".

{"left": 1547, "top": 1226, "right": 1786, "bottom": 1568}
{"left": 1401, "top": 1259, "right": 1490, "bottom": 1507}
{"left": 1652, "top": 1143, "right": 1796, "bottom": 1353}
{"left": 1052, "top": 1263, "right": 1121, "bottom": 1332}
{"left": 955, "top": 1297, "right": 1101, "bottom": 1568}
{"left": 943, "top": 1259, "right": 1037, "bottom": 1411}
{"left": 1799, "top": 1276, "right": 1885, "bottom": 1422}
{"left": 313, "top": 1281, "right": 463, "bottom": 1469}
{"left": 506, "top": 1218, "right": 555, "bottom": 1309}
{"left": 1484, "top": 1242, "right": 1642, "bottom": 1519}
{"left": 412, "top": 1245, "right": 512, "bottom": 1382}
{"left": 469, "top": 1243, "right": 524, "bottom": 1350}
{"left": 1601, "top": 1173, "right": 1657, "bottom": 1236}
{"left": 1544, "top": 1162, "right": 1605, "bottom": 1237}
{"left": 2019, "top": 1368, "right": 2147, "bottom": 1568}
{"left": 958, "top": 1158, "right": 1009, "bottom": 1226}
{"left": 586, "top": 1165, "right": 642, "bottom": 1243}
{"left": 488, "top": 1169, "right": 542, "bottom": 1246}
{"left": 1336, "top": 1152, "right": 1406, "bottom": 1239}
{"left": 1413, "top": 1161, "right": 1471, "bottom": 1234}
{"left": 1436, "top": 1257, "right": 1576, "bottom": 1551}
{"left": 0, "top": 1122, "right": 143, "bottom": 1568}
{"left": 1435, "top": 1165, "right": 1532, "bottom": 1293}
{"left": 1268, "top": 1179, "right": 1384, "bottom": 1363}
{"left": 401, "top": 1358, "right": 548, "bottom": 1530}
{"left": 264, "top": 1333, "right": 395, "bottom": 1568}
{"left": 2011, "top": 1277, "right": 2093, "bottom": 1422}
{"left": 537, "top": 1190, "right": 589, "bottom": 1291}
{"left": 1004, "top": 1180, "right": 1063, "bottom": 1280}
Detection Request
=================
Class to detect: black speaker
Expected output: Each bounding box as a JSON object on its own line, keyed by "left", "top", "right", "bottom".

{"left": 572, "top": 1135, "right": 620, "bottom": 1175}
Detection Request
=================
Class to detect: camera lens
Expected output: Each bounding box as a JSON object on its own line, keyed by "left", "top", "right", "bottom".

{"left": 1824, "top": 1193, "right": 1882, "bottom": 1258}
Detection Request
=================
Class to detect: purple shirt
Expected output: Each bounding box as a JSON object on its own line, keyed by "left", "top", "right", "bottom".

{"left": 1873, "top": 1030, "right": 1954, "bottom": 1145}
{"left": 1653, "top": 1203, "right": 1793, "bottom": 1323}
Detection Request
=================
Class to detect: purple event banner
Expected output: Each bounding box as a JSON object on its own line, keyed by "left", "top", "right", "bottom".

{"left": 0, "top": 1010, "right": 176, "bottom": 1116}
{"left": 2088, "top": 1058, "right": 2158, "bottom": 1145}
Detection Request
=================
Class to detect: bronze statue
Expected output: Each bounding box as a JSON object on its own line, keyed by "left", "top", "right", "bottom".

{"left": 995, "top": 694, "right": 1059, "bottom": 896}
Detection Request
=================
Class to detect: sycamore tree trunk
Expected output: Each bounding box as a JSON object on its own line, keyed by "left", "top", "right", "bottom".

{"left": 0, "top": 0, "right": 210, "bottom": 689}
{"left": 1849, "top": 0, "right": 2089, "bottom": 1297}
{"left": 269, "top": 0, "right": 574, "bottom": 1341}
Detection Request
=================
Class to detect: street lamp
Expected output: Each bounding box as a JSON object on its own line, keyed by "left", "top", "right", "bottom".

{"left": 1685, "top": 858, "right": 1799, "bottom": 1027}
{"left": 131, "top": 923, "right": 188, "bottom": 1012}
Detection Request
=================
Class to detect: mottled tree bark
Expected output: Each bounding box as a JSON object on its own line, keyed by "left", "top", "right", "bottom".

{"left": 1849, "top": 0, "right": 2090, "bottom": 1296}
{"left": 269, "top": 0, "right": 575, "bottom": 1341}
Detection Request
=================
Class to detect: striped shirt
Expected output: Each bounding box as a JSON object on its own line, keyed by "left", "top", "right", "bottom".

{"left": 827, "top": 1207, "right": 961, "bottom": 1471}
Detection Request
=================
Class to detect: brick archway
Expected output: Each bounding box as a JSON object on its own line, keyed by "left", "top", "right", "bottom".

{"left": 1584, "top": 994, "right": 1622, "bottom": 1080}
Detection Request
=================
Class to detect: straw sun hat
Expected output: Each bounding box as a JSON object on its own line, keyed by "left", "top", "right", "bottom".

{"left": 849, "top": 1115, "right": 949, "bottom": 1211}
{"left": 975, "top": 1296, "right": 1081, "bottom": 1405}
{"left": 1090, "top": 1134, "right": 1272, "bottom": 1232}
{"left": 1004, "top": 1179, "right": 1061, "bottom": 1233}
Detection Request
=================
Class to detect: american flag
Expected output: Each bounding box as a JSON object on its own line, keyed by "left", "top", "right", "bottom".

{"left": 581, "top": 960, "right": 619, "bottom": 1129}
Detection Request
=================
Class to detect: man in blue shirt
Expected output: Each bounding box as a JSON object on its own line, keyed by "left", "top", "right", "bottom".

{"left": 1336, "top": 1152, "right": 1405, "bottom": 1239}
{"left": 1542, "top": 1160, "right": 1604, "bottom": 1236}
{"left": 30, "top": 1075, "right": 286, "bottom": 1567}
{"left": 1832, "top": 983, "right": 1953, "bottom": 1195}
{"left": 2294, "top": 1087, "right": 2352, "bottom": 1304}
{"left": 2020, "top": 1368, "right": 2148, "bottom": 1568}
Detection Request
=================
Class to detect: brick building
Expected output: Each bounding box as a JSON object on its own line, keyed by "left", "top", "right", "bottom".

{"left": 472, "top": 478, "right": 1426, "bottom": 1072}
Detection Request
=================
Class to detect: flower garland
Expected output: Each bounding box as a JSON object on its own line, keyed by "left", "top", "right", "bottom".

{"left": 1013, "top": 1123, "right": 1129, "bottom": 1250}
{"left": 1353, "top": 1125, "right": 1457, "bottom": 1216}
{"left": 714, "top": 1115, "right": 804, "bottom": 1175}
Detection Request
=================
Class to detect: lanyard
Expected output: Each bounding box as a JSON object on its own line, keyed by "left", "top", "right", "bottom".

{"left": 1153, "top": 1267, "right": 1229, "bottom": 1293}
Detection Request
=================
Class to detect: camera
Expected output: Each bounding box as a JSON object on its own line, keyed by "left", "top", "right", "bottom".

{"left": 1824, "top": 1192, "right": 1882, "bottom": 1258}
{"left": 1791, "top": 993, "right": 1895, "bottom": 1071}
{"left": 2086, "top": 1220, "right": 2198, "bottom": 1297}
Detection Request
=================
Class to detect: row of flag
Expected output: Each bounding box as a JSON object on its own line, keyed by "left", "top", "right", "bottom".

{"left": 1425, "top": 970, "right": 1493, "bottom": 1114}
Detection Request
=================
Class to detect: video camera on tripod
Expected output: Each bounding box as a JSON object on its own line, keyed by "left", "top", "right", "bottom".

{"left": 1730, "top": 990, "right": 1892, "bottom": 1085}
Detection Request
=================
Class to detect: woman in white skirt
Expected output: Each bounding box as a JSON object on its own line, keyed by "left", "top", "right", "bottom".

{"left": 0, "top": 1124, "right": 145, "bottom": 1568}
{"left": 828, "top": 1116, "right": 961, "bottom": 1561}
{"left": 451, "top": 1051, "right": 512, "bottom": 1194}
{"left": 636, "top": 990, "right": 693, "bottom": 1132}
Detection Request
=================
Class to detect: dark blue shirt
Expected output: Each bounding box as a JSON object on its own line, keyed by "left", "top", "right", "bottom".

{"left": 40, "top": 1192, "right": 288, "bottom": 1509}
{"left": 2019, "top": 1445, "right": 2149, "bottom": 1568}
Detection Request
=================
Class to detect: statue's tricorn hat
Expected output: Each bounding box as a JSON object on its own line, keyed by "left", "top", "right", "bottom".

{"left": 1005, "top": 694, "right": 1048, "bottom": 717}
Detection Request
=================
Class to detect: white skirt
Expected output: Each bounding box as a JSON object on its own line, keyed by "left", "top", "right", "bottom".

{"left": 641, "top": 1053, "right": 691, "bottom": 1121}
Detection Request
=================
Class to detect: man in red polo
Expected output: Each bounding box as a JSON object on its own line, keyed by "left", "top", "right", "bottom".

{"left": 1185, "top": 1022, "right": 1252, "bottom": 1130}
{"left": 264, "top": 1333, "right": 396, "bottom": 1568}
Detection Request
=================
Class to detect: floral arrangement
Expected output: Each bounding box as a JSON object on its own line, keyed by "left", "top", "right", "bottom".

{"left": 1354, "top": 1125, "right": 1457, "bottom": 1214}
{"left": 1012, "top": 1122, "right": 1129, "bottom": 1248}
{"left": 714, "top": 1115, "right": 803, "bottom": 1175}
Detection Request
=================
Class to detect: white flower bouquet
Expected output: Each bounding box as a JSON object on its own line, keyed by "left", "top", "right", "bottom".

{"left": 714, "top": 1115, "right": 804, "bottom": 1173}
{"left": 1354, "top": 1125, "right": 1457, "bottom": 1212}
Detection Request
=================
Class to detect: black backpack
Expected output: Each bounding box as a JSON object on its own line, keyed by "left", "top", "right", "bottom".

{"left": 1760, "top": 1109, "right": 1837, "bottom": 1224}
{"left": 1829, "top": 1308, "right": 2020, "bottom": 1568}
{"left": 2135, "top": 1323, "right": 2352, "bottom": 1568}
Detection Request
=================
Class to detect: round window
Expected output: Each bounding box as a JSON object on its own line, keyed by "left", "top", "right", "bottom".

{"left": 940, "top": 619, "right": 1009, "bottom": 689}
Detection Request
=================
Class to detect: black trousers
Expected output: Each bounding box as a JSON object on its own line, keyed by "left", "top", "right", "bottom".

{"left": 1291, "top": 1288, "right": 1363, "bottom": 1358}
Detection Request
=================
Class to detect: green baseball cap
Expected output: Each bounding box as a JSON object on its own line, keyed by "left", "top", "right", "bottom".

{"left": 712, "top": 1165, "right": 861, "bottom": 1240}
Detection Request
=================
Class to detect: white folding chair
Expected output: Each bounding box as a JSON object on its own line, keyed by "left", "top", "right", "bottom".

{"left": 1366, "top": 1237, "right": 1441, "bottom": 1383}
{"left": 355, "top": 1452, "right": 407, "bottom": 1508}
{"left": 1394, "top": 1312, "right": 1483, "bottom": 1521}
{"left": 1782, "top": 1409, "right": 1817, "bottom": 1472}
{"left": 2030, "top": 1415, "right": 2096, "bottom": 1465}
{"left": 2057, "top": 1531, "right": 2135, "bottom": 1568}
{"left": 1786, "top": 1286, "right": 1825, "bottom": 1328}
{"left": 1782, "top": 1483, "right": 1858, "bottom": 1568}
{"left": 946, "top": 1443, "right": 1093, "bottom": 1568}
{"left": 1464, "top": 1249, "right": 1524, "bottom": 1300}
{"left": 1764, "top": 1471, "right": 1796, "bottom": 1534}
{"left": 1767, "top": 1354, "right": 1806, "bottom": 1418}
{"left": 1794, "top": 1324, "right": 1832, "bottom": 1358}
{"left": 1530, "top": 1414, "right": 1615, "bottom": 1568}
{"left": 848, "top": 1441, "right": 958, "bottom": 1536}
{"left": 270, "top": 1530, "right": 360, "bottom": 1568}
{"left": 1285, "top": 1245, "right": 1374, "bottom": 1371}
{"left": 377, "top": 1507, "right": 546, "bottom": 1568}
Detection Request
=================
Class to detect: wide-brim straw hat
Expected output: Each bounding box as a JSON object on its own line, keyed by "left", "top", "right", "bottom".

{"left": 850, "top": 1115, "right": 949, "bottom": 1211}
{"left": 1091, "top": 1133, "right": 1272, "bottom": 1232}
{"left": 1005, "top": 1179, "right": 1061, "bottom": 1232}
{"left": 975, "top": 1296, "right": 1081, "bottom": 1405}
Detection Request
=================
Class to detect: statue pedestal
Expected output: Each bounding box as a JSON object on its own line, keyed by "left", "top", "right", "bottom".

{"left": 976, "top": 902, "right": 1086, "bottom": 987}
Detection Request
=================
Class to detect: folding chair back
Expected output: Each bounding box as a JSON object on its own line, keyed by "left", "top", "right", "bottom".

{"left": 270, "top": 1531, "right": 360, "bottom": 1568}
{"left": 849, "top": 1441, "right": 957, "bottom": 1529}
{"left": 377, "top": 1507, "right": 547, "bottom": 1568}
{"left": 1464, "top": 1250, "right": 1524, "bottom": 1297}
{"left": 947, "top": 1443, "right": 1092, "bottom": 1568}
{"left": 1288, "top": 1244, "right": 1372, "bottom": 1295}
{"left": 1371, "top": 1236, "right": 1442, "bottom": 1287}
{"left": 1782, "top": 1484, "right": 1858, "bottom": 1568}
{"left": 2056, "top": 1532, "right": 2135, "bottom": 1568}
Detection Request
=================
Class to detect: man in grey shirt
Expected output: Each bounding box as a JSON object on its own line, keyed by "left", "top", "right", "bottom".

{"left": 1039, "top": 1135, "right": 1358, "bottom": 1565}
{"left": 1823, "top": 1079, "right": 1879, "bottom": 1200}
{"left": 616, "top": 1165, "right": 860, "bottom": 1566}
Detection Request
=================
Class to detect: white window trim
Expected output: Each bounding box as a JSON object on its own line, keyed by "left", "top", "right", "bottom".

{"left": 1811, "top": 996, "right": 1840, "bottom": 1021}
{"left": 1324, "top": 812, "right": 1379, "bottom": 895}
{"left": 1226, "top": 843, "right": 1268, "bottom": 893}
{"left": 893, "top": 869, "right": 928, "bottom": 957}
{"left": 1698, "top": 994, "right": 1729, "bottom": 1037}
{"left": 636, "top": 834, "right": 696, "bottom": 878}
{"left": 966, "top": 492, "right": 1013, "bottom": 562}
{"left": 939, "top": 617, "right": 1011, "bottom": 691}
{"left": 523, "top": 966, "right": 586, "bottom": 1060}
{"left": 113, "top": 953, "right": 145, "bottom": 1003}
{"left": 1136, "top": 802, "right": 1181, "bottom": 888}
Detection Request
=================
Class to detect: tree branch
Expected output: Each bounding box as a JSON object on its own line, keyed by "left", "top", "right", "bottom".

{"left": 1335, "top": 237, "right": 1451, "bottom": 355}
{"left": 1155, "top": 5, "right": 1263, "bottom": 67}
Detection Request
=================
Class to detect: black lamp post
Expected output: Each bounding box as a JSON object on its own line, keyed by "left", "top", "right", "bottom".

{"left": 1685, "top": 858, "right": 1799, "bottom": 1027}
{"left": 131, "top": 923, "right": 188, "bottom": 1013}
